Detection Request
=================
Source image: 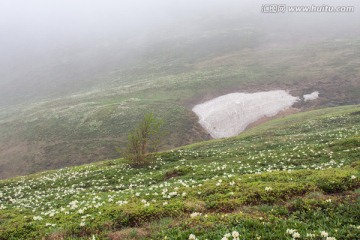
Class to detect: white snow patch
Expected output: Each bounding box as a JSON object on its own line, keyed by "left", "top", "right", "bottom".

{"left": 192, "top": 90, "right": 299, "bottom": 138}
{"left": 303, "top": 91, "right": 319, "bottom": 101}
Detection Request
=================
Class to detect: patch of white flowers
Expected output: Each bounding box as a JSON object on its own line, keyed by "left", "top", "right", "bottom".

{"left": 33, "top": 216, "right": 43, "bottom": 221}
{"left": 286, "top": 229, "right": 300, "bottom": 239}
{"left": 286, "top": 229, "right": 337, "bottom": 240}
{"left": 221, "top": 231, "right": 240, "bottom": 240}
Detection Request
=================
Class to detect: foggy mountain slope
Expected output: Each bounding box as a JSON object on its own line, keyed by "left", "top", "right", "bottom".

{"left": 1, "top": 0, "right": 360, "bottom": 179}
{"left": 0, "top": 18, "right": 262, "bottom": 107}
{"left": 1, "top": 35, "right": 359, "bottom": 179}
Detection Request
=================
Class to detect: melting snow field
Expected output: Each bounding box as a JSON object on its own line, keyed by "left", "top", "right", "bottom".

{"left": 192, "top": 90, "right": 299, "bottom": 138}
{"left": 303, "top": 91, "right": 319, "bottom": 101}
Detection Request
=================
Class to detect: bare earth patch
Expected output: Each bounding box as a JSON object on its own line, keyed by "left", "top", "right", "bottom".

{"left": 108, "top": 228, "right": 150, "bottom": 240}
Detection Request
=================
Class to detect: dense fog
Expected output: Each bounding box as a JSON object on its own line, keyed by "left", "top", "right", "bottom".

{"left": 1, "top": 0, "right": 359, "bottom": 106}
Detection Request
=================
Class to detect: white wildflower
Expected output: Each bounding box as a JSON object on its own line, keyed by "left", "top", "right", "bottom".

{"left": 326, "top": 237, "right": 336, "bottom": 240}
{"left": 190, "top": 212, "right": 202, "bottom": 218}
{"left": 188, "top": 234, "right": 196, "bottom": 240}
{"left": 286, "top": 229, "right": 296, "bottom": 235}
{"left": 292, "top": 232, "right": 300, "bottom": 238}
{"left": 320, "top": 231, "right": 329, "bottom": 237}
{"left": 232, "top": 231, "right": 240, "bottom": 238}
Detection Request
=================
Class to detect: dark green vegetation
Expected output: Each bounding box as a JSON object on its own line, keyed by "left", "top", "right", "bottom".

{"left": 0, "top": 105, "right": 359, "bottom": 239}
{"left": 125, "top": 113, "right": 164, "bottom": 167}
{"left": 1, "top": 35, "right": 360, "bottom": 179}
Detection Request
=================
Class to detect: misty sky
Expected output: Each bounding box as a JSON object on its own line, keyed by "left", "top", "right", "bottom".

{"left": 1, "top": 0, "right": 359, "bottom": 60}
{"left": 0, "top": 1, "right": 254, "bottom": 71}
{"left": 0, "top": 1, "right": 252, "bottom": 53}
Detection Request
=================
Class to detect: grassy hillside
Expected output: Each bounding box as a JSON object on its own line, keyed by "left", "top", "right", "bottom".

{"left": 1, "top": 36, "right": 360, "bottom": 179}
{"left": 0, "top": 105, "right": 359, "bottom": 239}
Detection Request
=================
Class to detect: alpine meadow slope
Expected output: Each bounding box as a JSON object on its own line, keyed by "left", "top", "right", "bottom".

{"left": 0, "top": 104, "right": 359, "bottom": 239}
{"left": 1, "top": 35, "right": 360, "bottom": 179}
{"left": 1, "top": 2, "right": 360, "bottom": 239}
